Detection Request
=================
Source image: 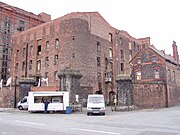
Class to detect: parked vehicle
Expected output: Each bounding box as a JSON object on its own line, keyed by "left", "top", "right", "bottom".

{"left": 17, "top": 96, "right": 28, "bottom": 110}
{"left": 87, "top": 94, "right": 105, "bottom": 115}
{"left": 28, "top": 91, "right": 69, "bottom": 113}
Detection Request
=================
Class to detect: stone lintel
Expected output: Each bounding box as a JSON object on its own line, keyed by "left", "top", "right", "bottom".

{"left": 116, "top": 74, "right": 132, "bottom": 81}
{"left": 18, "top": 77, "right": 36, "bottom": 85}
{"left": 58, "top": 67, "right": 82, "bottom": 79}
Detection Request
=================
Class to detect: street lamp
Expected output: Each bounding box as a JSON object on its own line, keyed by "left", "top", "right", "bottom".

{"left": 14, "top": 76, "right": 17, "bottom": 108}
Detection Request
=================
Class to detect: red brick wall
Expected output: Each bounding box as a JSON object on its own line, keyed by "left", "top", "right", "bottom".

{"left": 0, "top": 87, "right": 19, "bottom": 108}
{"left": 31, "top": 86, "right": 59, "bottom": 91}
{"left": 132, "top": 83, "right": 166, "bottom": 109}
{"left": 167, "top": 86, "right": 180, "bottom": 107}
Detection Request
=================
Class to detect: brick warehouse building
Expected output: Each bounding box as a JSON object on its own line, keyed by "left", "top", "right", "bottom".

{"left": 0, "top": 1, "right": 51, "bottom": 84}
{"left": 11, "top": 12, "right": 150, "bottom": 103}
{"left": 128, "top": 42, "right": 180, "bottom": 109}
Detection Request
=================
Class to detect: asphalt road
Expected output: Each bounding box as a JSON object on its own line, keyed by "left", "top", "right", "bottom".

{"left": 0, "top": 106, "right": 180, "bottom": 135}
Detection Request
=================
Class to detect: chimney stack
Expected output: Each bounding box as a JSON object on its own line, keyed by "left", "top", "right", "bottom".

{"left": 172, "top": 41, "right": 179, "bottom": 63}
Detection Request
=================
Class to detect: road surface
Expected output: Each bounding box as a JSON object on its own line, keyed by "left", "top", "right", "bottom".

{"left": 0, "top": 106, "right": 180, "bottom": 135}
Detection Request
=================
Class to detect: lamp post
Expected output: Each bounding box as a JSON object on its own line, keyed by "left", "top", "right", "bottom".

{"left": 14, "top": 76, "right": 17, "bottom": 108}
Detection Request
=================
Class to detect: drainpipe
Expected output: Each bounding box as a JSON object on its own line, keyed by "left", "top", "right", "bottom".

{"left": 163, "top": 50, "right": 169, "bottom": 107}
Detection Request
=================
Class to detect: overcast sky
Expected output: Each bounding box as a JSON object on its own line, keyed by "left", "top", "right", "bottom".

{"left": 1, "top": 0, "right": 180, "bottom": 55}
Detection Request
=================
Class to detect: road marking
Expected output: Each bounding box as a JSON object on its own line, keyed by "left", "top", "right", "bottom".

{"left": 71, "top": 128, "right": 121, "bottom": 135}
{"left": 3, "top": 132, "right": 7, "bottom": 134}
{"left": 15, "top": 120, "right": 45, "bottom": 126}
{"left": 0, "top": 112, "right": 11, "bottom": 115}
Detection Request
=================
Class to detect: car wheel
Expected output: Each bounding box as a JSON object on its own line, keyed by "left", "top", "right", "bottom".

{"left": 18, "top": 106, "right": 23, "bottom": 110}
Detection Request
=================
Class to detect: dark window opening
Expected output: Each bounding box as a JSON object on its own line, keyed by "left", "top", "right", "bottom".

{"left": 120, "top": 63, "right": 124, "bottom": 71}
{"left": 22, "top": 61, "right": 25, "bottom": 70}
{"left": 37, "top": 45, "right": 41, "bottom": 55}
{"left": 97, "top": 41, "right": 101, "bottom": 52}
{"left": 45, "top": 57, "right": 49, "bottom": 67}
{"left": 46, "top": 41, "right": 49, "bottom": 51}
{"left": 55, "top": 38, "right": 59, "bottom": 48}
{"left": 54, "top": 55, "right": 58, "bottom": 65}
{"left": 29, "top": 60, "right": 32, "bottom": 69}
{"left": 109, "top": 33, "right": 113, "bottom": 42}
{"left": 105, "top": 57, "right": 108, "bottom": 70}
{"left": 97, "top": 57, "right": 101, "bottom": 66}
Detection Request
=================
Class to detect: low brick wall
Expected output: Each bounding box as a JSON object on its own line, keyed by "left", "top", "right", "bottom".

{"left": 0, "top": 87, "right": 19, "bottom": 108}
{"left": 31, "top": 86, "right": 59, "bottom": 91}
{"left": 132, "top": 82, "right": 166, "bottom": 109}
{"left": 167, "top": 85, "right": 180, "bottom": 107}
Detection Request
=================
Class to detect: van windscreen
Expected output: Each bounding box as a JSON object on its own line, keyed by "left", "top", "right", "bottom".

{"left": 88, "top": 97, "right": 104, "bottom": 103}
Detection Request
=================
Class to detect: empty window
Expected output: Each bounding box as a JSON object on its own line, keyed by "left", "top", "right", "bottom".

{"left": 37, "top": 60, "right": 41, "bottom": 71}
{"left": 55, "top": 38, "right": 59, "bottom": 48}
{"left": 54, "top": 55, "right": 58, "bottom": 65}
{"left": 29, "top": 60, "right": 32, "bottom": 69}
{"left": 120, "top": 50, "right": 124, "bottom": 59}
{"left": 46, "top": 41, "right": 49, "bottom": 51}
{"left": 97, "top": 57, "right": 101, "bottom": 66}
{"left": 16, "top": 50, "right": 19, "bottom": 58}
{"left": 30, "top": 46, "right": 33, "bottom": 55}
{"left": 23, "top": 48, "right": 26, "bottom": 57}
{"left": 109, "top": 33, "right": 113, "bottom": 42}
{"left": 105, "top": 57, "right": 108, "bottom": 70}
{"left": 129, "top": 42, "right": 132, "bottom": 50}
{"left": 109, "top": 48, "right": 112, "bottom": 58}
{"left": 54, "top": 71, "right": 58, "bottom": 81}
{"left": 45, "top": 57, "right": 49, "bottom": 67}
{"left": 173, "top": 71, "right": 176, "bottom": 82}
{"left": 97, "top": 41, "right": 101, "bottom": 52}
{"left": 154, "top": 70, "right": 160, "bottom": 79}
{"left": 15, "top": 63, "right": 18, "bottom": 71}
{"left": 168, "top": 69, "right": 171, "bottom": 81}
{"left": 37, "top": 45, "right": 41, "bottom": 55}
{"left": 120, "top": 63, "right": 124, "bottom": 71}
{"left": 136, "top": 71, "right": 141, "bottom": 80}
{"left": 22, "top": 61, "right": 25, "bottom": 70}
{"left": 5, "top": 17, "right": 10, "bottom": 28}
{"left": 97, "top": 72, "right": 101, "bottom": 82}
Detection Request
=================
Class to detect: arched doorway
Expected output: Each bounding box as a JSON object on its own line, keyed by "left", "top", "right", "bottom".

{"left": 109, "top": 91, "right": 116, "bottom": 106}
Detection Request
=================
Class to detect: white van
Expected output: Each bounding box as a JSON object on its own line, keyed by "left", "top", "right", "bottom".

{"left": 28, "top": 91, "right": 69, "bottom": 113}
{"left": 87, "top": 94, "right": 105, "bottom": 115}
{"left": 17, "top": 96, "right": 28, "bottom": 110}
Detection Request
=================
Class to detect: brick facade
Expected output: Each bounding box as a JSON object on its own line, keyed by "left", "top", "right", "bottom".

{"left": 0, "top": 1, "right": 50, "bottom": 84}
{"left": 11, "top": 12, "right": 149, "bottom": 103}
{"left": 132, "top": 82, "right": 166, "bottom": 109}
{"left": 130, "top": 43, "right": 180, "bottom": 108}
{"left": 0, "top": 87, "right": 19, "bottom": 108}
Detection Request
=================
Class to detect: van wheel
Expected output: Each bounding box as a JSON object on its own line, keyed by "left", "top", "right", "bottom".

{"left": 18, "top": 106, "right": 23, "bottom": 110}
{"left": 87, "top": 113, "right": 90, "bottom": 116}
